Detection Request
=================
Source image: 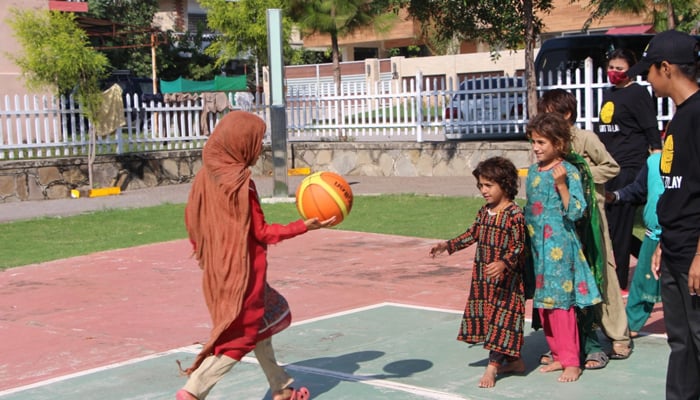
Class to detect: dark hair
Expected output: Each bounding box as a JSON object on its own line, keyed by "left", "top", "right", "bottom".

{"left": 676, "top": 41, "right": 700, "bottom": 80}
{"left": 526, "top": 113, "right": 572, "bottom": 158}
{"left": 472, "top": 156, "right": 519, "bottom": 200}
{"left": 651, "top": 42, "right": 700, "bottom": 81}
{"left": 608, "top": 48, "right": 638, "bottom": 68}
{"left": 537, "top": 89, "right": 577, "bottom": 124}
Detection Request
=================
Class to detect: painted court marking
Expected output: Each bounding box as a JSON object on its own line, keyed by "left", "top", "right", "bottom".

{"left": 0, "top": 303, "right": 465, "bottom": 399}
{"left": 0, "top": 302, "right": 668, "bottom": 399}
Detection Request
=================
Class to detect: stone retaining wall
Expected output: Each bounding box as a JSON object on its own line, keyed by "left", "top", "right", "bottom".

{"left": 0, "top": 141, "right": 531, "bottom": 202}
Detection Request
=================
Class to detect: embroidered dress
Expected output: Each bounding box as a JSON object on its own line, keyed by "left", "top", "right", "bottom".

{"left": 524, "top": 161, "right": 602, "bottom": 310}
{"left": 447, "top": 203, "right": 526, "bottom": 357}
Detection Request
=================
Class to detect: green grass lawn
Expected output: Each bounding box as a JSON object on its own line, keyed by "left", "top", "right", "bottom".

{"left": 0, "top": 195, "right": 484, "bottom": 269}
{"left": 0, "top": 194, "right": 644, "bottom": 269}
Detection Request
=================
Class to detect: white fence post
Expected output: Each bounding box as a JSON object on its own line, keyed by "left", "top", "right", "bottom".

{"left": 584, "top": 57, "right": 595, "bottom": 131}
{"left": 415, "top": 71, "right": 423, "bottom": 143}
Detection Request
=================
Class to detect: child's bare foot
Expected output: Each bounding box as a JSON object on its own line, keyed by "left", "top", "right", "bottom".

{"left": 558, "top": 366, "right": 582, "bottom": 382}
{"left": 272, "top": 388, "right": 292, "bottom": 400}
{"left": 539, "top": 360, "right": 563, "bottom": 373}
{"left": 498, "top": 358, "right": 525, "bottom": 374}
{"left": 478, "top": 364, "right": 498, "bottom": 388}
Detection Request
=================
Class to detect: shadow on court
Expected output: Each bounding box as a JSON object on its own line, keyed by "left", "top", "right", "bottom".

{"left": 0, "top": 229, "right": 668, "bottom": 399}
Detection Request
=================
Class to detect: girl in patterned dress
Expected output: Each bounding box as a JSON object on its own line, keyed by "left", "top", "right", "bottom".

{"left": 429, "top": 156, "right": 526, "bottom": 388}
{"left": 524, "top": 113, "right": 602, "bottom": 383}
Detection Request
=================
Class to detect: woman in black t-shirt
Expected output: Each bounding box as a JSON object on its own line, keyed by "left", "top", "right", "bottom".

{"left": 597, "top": 48, "right": 662, "bottom": 291}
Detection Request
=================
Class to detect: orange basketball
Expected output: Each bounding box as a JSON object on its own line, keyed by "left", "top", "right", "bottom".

{"left": 295, "top": 171, "right": 353, "bottom": 226}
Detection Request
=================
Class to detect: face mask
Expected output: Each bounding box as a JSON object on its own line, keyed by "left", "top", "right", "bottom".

{"left": 607, "top": 70, "right": 628, "bottom": 85}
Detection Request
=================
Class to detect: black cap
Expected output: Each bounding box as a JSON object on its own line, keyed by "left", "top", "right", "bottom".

{"left": 627, "top": 30, "right": 699, "bottom": 77}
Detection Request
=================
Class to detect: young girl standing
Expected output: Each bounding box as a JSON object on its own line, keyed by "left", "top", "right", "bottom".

{"left": 524, "top": 113, "right": 602, "bottom": 383}
{"left": 430, "top": 156, "right": 526, "bottom": 388}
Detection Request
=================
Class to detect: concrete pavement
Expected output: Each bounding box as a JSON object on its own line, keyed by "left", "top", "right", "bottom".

{"left": 0, "top": 175, "right": 486, "bottom": 222}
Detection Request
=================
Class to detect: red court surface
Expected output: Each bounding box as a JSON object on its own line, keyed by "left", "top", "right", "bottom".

{"left": 0, "top": 229, "right": 666, "bottom": 398}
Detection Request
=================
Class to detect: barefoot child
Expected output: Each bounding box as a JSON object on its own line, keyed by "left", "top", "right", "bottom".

{"left": 524, "top": 113, "right": 602, "bottom": 383}
{"left": 429, "top": 156, "right": 526, "bottom": 388}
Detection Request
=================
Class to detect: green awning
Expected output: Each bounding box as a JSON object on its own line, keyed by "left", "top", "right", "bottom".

{"left": 160, "top": 75, "right": 247, "bottom": 94}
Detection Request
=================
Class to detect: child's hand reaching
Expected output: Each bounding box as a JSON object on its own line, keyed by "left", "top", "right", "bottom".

{"left": 304, "top": 216, "right": 336, "bottom": 230}
{"left": 429, "top": 242, "right": 448, "bottom": 258}
{"left": 485, "top": 261, "right": 506, "bottom": 280}
{"left": 552, "top": 164, "right": 568, "bottom": 187}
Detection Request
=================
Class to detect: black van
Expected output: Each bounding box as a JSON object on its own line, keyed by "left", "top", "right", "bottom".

{"left": 534, "top": 34, "right": 655, "bottom": 84}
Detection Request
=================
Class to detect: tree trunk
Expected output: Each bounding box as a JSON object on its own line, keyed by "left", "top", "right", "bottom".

{"left": 331, "top": 30, "right": 346, "bottom": 141}
{"left": 666, "top": 1, "right": 676, "bottom": 29}
{"left": 523, "top": 0, "right": 537, "bottom": 119}
{"left": 332, "top": 33, "right": 341, "bottom": 95}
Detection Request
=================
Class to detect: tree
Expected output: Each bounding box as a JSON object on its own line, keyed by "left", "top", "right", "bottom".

{"left": 7, "top": 8, "right": 110, "bottom": 188}
{"left": 157, "top": 29, "right": 219, "bottom": 82}
{"left": 86, "top": 0, "right": 159, "bottom": 77}
{"left": 581, "top": 0, "right": 700, "bottom": 33}
{"left": 287, "top": 0, "right": 399, "bottom": 93}
{"left": 405, "top": 0, "right": 553, "bottom": 118}
{"left": 197, "top": 0, "right": 294, "bottom": 85}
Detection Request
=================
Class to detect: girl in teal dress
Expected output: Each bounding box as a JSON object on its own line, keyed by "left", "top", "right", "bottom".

{"left": 524, "top": 113, "right": 602, "bottom": 383}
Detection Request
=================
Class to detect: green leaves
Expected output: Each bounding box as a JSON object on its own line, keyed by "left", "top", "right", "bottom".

{"left": 7, "top": 8, "right": 108, "bottom": 121}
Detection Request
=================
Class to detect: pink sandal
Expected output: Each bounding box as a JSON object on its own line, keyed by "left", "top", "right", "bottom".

{"left": 175, "top": 389, "right": 197, "bottom": 400}
{"left": 289, "top": 387, "right": 310, "bottom": 400}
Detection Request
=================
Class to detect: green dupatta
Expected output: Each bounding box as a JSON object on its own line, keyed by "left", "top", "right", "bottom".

{"left": 565, "top": 150, "right": 605, "bottom": 288}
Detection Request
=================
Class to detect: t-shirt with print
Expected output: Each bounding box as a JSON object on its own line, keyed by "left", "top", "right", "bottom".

{"left": 657, "top": 90, "right": 700, "bottom": 271}
{"left": 597, "top": 83, "right": 661, "bottom": 170}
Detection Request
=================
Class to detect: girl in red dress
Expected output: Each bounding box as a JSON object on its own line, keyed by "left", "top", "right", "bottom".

{"left": 177, "top": 111, "right": 334, "bottom": 400}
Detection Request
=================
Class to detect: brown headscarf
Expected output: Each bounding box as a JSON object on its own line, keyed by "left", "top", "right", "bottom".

{"left": 183, "top": 111, "right": 265, "bottom": 374}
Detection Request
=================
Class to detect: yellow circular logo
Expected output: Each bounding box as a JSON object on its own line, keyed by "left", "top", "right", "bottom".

{"left": 661, "top": 134, "right": 674, "bottom": 174}
{"left": 600, "top": 101, "right": 615, "bottom": 124}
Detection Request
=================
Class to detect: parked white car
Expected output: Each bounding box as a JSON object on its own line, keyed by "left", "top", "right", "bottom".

{"left": 443, "top": 76, "right": 526, "bottom": 140}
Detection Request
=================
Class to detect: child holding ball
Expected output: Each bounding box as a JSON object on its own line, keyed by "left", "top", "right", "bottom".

{"left": 177, "top": 111, "right": 335, "bottom": 400}
{"left": 429, "top": 156, "right": 526, "bottom": 388}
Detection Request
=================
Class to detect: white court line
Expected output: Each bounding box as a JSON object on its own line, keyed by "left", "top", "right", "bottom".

{"left": 242, "top": 355, "right": 469, "bottom": 400}
{"left": 1, "top": 302, "right": 666, "bottom": 397}
{"left": 0, "top": 347, "right": 197, "bottom": 396}
{"left": 288, "top": 302, "right": 458, "bottom": 326}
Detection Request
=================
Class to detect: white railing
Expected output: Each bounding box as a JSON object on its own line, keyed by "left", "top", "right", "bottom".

{"left": 286, "top": 77, "right": 446, "bottom": 142}
{"left": 0, "top": 61, "right": 676, "bottom": 160}
{"left": 0, "top": 92, "right": 268, "bottom": 160}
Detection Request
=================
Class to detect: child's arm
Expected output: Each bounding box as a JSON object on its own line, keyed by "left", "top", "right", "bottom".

{"left": 581, "top": 131, "right": 620, "bottom": 184}
{"left": 429, "top": 209, "right": 481, "bottom": 257}
{"left": 249, "top": 185, "right": 333, "bottom": 245}
{"left": 484, "top": 212, "right": 526, "bottom": 279}
{"left": 608, "top": 164, "right": 648, "bottom": 204}
{"left": 553, "top": 164, "right": 571, "bottom": 209}
{"left": 556, "top": 163, "right": 587, "bottom": 221}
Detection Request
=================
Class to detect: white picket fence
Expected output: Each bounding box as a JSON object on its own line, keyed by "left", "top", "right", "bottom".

{"left": 0, "top": 60, "right": 676, "bottom": 161}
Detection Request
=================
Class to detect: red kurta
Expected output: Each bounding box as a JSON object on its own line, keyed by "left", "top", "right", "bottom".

{"left": 213, "top": 180, "right": 307, "bottom": 360}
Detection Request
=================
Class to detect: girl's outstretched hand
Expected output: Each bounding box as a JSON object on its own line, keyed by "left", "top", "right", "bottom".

{"left": 429, "top": 242, "right": 448, "bottom": 258}
{"left": 305, "top": 216, "right": 336, "bottom": 230}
